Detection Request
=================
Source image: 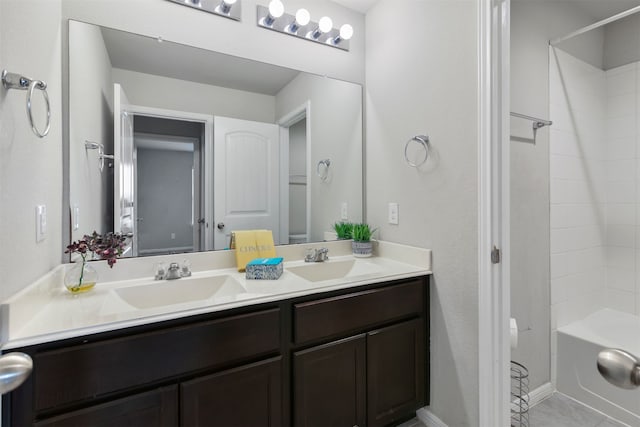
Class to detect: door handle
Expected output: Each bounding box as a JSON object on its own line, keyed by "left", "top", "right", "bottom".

{"left": 217, "top": 222, "right": 225, "bottom": 230}
{"left": 597, "top": 348, "right": 640, "bottom": 389}
{"left": 0, "top": 352, "right": 33, "bottom": 394}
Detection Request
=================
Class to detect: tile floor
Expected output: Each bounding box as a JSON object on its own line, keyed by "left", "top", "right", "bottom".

{"left": 528, "top": 393, "right": 629, "bottom": 427}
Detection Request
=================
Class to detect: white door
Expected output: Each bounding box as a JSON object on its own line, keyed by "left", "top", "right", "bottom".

{"left": 114, "top": 83, "right": 136, "bottom": 256}
{"left": 214, "top": 117, "right": 280, "bottom": 250}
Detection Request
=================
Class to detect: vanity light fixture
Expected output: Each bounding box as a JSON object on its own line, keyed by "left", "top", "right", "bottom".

{"left": 217, "top": 0, "right": 236, "bottom": 14}
{"left": 256, "top": 3, "right": 352, "bottom": 51}
{"left": 330, "top": 24, "right": 353, "bottom": 45}
{"left": 262, "top": 0, "right": 284, "bottom": 26}
{"left": 287, "top": 8, "right": 310, "bottom": 34}
{"left": 165, "top": 0, "right": 241, "bottom": 21}
{"left": 309, "top": 16, "right": 332, "bottom": 40}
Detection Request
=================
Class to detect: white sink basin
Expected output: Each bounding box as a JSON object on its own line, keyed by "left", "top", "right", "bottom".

{"left": 287, "top": 259, "right": 384, "bottom": 282}
{"left": 114, "top": 275, "right": 247, "bottom": 309}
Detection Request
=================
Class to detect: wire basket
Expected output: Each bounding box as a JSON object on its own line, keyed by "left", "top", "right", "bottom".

{"left": 511, "top": 361, "right": 529, "bottom": 427}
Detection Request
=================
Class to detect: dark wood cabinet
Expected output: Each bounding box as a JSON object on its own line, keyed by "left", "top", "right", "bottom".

{"left": 181, "top": 357, "right": 282, "bottom": 427}
{"left": 4, "top": 276, "right": 429, "bottom": 427}
{"left": 367, "top": 319, "right": 425, "bottom": 427}
{"left": 293, "top": 335, "right": 366, "bottom": 427}
{"left": 33, "top": 385, "right": 178, "bottom": 427}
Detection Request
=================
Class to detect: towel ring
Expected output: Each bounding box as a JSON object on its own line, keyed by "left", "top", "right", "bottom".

{"left": 317, "top": 159, "right": 331, "bottom": 182}
{"left": 404, "top": 135, "right": 430, "bottom": 167}
{"left": 2, "top": 69, "right": 51, "bottom": 138}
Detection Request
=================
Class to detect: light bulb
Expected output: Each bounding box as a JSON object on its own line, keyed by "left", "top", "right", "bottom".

{"left": 318, "top": 16, "right": 333, "bottom": 33}
{"left": 219, "top": 0, "right": 236, "bottom": 14}
{"left": 296, "top": 8, "right": 311, "bottom": 26}
{"left": 268, "top": 0, "right": 284, "bottom": 19}
{"left": 339, "top": 24, "right": 353, "bottom": 40}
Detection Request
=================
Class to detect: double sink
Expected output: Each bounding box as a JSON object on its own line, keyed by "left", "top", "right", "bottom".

{"left": 112, "top": 258, "right": 383, "bottom": 311}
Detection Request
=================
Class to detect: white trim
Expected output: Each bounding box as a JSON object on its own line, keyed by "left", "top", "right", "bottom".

{"left": 277, "top": 101, "right": 312, "bottom": 244}
{"left": 125, "top": 104, "right": 215, "bottom": 252}
{"left": 478, "top": 0, "right": 511, "bottom": 426}
{"left": 416, "top": 407, "right": 448, "bottom": 427}
{"left": 528, "top": 382, "right": 555, "bottom": 408}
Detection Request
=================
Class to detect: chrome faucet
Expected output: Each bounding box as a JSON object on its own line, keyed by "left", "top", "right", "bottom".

{"left": 155, "top": 260, "right": 192, "bottom": 280}
{"left": 305, "top": 247, "right": 329, "bottom": 263}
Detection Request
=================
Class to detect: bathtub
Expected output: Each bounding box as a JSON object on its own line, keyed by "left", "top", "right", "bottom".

{"left": 557, "top": 309, "right": 640, "bottom": 427}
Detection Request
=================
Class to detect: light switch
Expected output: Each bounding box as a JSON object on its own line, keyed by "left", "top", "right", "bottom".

{"left": 72, "top": 204, "right": 80, "bottom": 231}
{"left": 36, "top": 205, "right": 47, "bottom": 242}
{"left": 341, "top": 202, "right": 348, "bottom": 220}
{"left": 388, "top": 202, "right": 399, "bottom": 225}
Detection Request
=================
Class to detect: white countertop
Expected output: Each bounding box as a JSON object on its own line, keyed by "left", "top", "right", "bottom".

{"left": 1, "top": 240, "right": 431, "bottom": 350}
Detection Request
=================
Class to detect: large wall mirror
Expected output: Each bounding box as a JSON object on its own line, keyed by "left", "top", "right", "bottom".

{"left": 67, "top": 20, "right": 363, "bottom": 258}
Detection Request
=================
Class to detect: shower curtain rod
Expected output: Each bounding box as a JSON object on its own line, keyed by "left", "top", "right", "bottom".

{"left": 550, "top": 5, "right": 640, "bottom": 46}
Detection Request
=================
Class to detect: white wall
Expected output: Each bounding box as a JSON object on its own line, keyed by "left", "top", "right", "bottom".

{"left": 604, "top": 61, "right": 640, "bottom": 315}
{"left": 0, "top": 0, "right": 63, "bottom": 301}
{"left": 68, "top": 20, "right": 114, "bottom": 242}
{"left": 112, "top": 68, "right": 276, "bottom": 123}
{"left": 288, "top": 119, "right": 307, "bottom": 238}
{"left": 365, "top": 1, "right": 478, "bottom": 425}
{"left": 510, "top": 0, "right": 605, "bottom": 391}
{"left": 275, "top": 73, "right": 363, "bottom": 241}
{"left": 549, "top": 48, "right": 607, "bottom": 384}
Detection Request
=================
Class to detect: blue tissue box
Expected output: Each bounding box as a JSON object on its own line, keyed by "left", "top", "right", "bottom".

{"left": 246, "top": 257, "right": 283, "bottom": 280}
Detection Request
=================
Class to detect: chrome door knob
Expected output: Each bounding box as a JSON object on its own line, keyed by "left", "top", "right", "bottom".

{"left": 0, "top": 352, "right": 33, "bottom": 394}
{"left": 217, "top": 222, "right": 225, "bottom": 230}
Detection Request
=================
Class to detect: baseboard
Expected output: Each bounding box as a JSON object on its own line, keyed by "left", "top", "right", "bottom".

{"left": 416, "top": 407, "right": 448, "bottom": 427}
{"left": 528, "top": 382, "right": 555, "bottom": 408}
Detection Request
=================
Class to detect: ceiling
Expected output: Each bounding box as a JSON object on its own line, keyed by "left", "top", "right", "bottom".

{"left": 101, "top": 26, "right": 300, "bottom": 96}
{"left": 331, "top": 0, "right": 377, "bottom": 14}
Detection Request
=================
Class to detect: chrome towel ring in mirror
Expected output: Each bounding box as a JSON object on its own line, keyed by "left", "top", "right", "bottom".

{"left": 2, "top": 69, "right": 51, "bottom": 138}
{"left": 404, "top": 134, "right": 430, "bottom": 167}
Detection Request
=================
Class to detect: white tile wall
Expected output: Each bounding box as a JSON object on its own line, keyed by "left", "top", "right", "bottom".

{"left": 551, "top": 51, "right": 640, "bottom": 326}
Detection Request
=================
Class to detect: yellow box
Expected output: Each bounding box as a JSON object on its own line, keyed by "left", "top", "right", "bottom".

{"left": 234, "top": 230, "right": 276, "bottom": 271}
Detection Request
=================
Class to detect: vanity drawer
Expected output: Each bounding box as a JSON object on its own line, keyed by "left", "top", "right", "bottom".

{"left": 33, "top": 308, "right": 280, "bottom": 412}
{"left": 293, "top": 279, "right": 424, "bottom": 344}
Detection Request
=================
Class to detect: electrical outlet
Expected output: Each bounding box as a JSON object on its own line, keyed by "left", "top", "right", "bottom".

{"left": 36, "top": 205, "right": 47, "bottom": 242}
{"left": 341, "top": 202, "right": 348, "bottom": 220}
{"left": 388, "top": 202, "right": 399, "bottom": 225}
{"left": 171, "top": 233, "right": 176, "bottom": 240}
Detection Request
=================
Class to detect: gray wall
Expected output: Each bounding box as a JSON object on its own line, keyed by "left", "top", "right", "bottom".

{"left": 366, "top": 1, "right": 478, "bottom": 425}
{"left": 604, "top": 13, "right": 640, "bottom": 70}
{"left": 510, "top": 0, "right": 605, "bottom": 391}
{"left": 275, "top": 73, "right": 363, "bottom": 241}
{"left": 137, "top": 148, "right": 195, "bottom": 254}
{"left": 68, "top": 20, "right": 114, "bottom": 242}
{"left": 0, "top": 0, "right": 63, "bottom": 302}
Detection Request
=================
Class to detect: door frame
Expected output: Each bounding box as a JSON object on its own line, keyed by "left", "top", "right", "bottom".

{"left": 277, "top": 101, "right": 312, "bottom": 245}
{"left": 478, "top": 0, "right": 511, "bottom": 426}
{"left": 125, "top": 105, "right": 214, "bottom": 252}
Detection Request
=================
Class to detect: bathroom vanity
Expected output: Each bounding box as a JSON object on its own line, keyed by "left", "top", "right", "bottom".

{"left": 4, "top": 277, "right": 428, "bottom": 427}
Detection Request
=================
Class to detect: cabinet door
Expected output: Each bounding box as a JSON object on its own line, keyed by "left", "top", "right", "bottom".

{"left": 367, "top": 318, "right": 425, "bottom": 427}
{"left": 34, "top": 385, "right": 177, "bottom": 427}
{"left": 181, "top": 357, "right": 282, "bottom": 427}
{"left": 293, "top": 335, "right": 366, "bottom": 427}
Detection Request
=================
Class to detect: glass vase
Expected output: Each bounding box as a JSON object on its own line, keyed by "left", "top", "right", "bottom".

{"left": 64, "top": 260, "right": 98, "bottom": 294}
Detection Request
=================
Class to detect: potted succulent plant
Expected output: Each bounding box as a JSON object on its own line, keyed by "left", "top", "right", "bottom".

{"left": 351, "top": 223, "right": 376, "bottom": 257}
{"left": 64, "top": 231, "right": 128, "bottom": 294}
{"left": 333, "top": 221, "right": 353, "bottom": 240}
